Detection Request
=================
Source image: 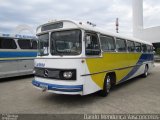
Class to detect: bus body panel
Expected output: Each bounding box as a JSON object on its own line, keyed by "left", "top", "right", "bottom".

{"left": 32, "top": 20, "right": 154, "bottom": 96}
{"left": 0, "top": 52, "right": 36, "bottom": 79}
{"left": 18, "top": 59, "right": 35, "bottom": 74}
{"left": 0, "top": 35, "right": 37, "bottom": 79}
{"left": 0, "top": 59, "right": 18, "bottom": 79}
{"left": 85, "top": 52, "right": 141, "bottom": 88}
{"left": 33, "top": 58, "right": 101, "bottom": 95}
{"left": 85, "top": 52, "right": 154, "bottom": 88}
{"left": 33, "top": 52, "right": 154, "bottom": 95}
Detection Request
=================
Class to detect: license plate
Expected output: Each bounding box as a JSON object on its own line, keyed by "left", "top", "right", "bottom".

{"left": 39, "top": 84, "right": 48, "bottom": 90}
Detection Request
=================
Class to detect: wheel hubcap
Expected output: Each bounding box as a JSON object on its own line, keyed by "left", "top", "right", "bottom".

{"left": 106, "top": 76, "right": 111, "bottom": 93}
{"left": 145, "top": 67, "right": 148, "bottom": 76}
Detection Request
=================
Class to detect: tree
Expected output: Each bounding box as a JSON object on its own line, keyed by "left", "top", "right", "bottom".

{"left": 156, "top": 48, "right": 160, "bottom": 56}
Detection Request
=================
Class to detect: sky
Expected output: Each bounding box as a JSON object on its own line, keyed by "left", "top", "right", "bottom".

{"left": 0, "top": 0, "right": 160, "bottom": 36}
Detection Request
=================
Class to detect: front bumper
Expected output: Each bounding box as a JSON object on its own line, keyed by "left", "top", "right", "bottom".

{"left": 32, "top": 80, "right": 83, "bottom": 94}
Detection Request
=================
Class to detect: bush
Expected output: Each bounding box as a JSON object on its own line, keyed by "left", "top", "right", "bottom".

{"left": 156, "top": 48, "right": 160, "bottom": 56}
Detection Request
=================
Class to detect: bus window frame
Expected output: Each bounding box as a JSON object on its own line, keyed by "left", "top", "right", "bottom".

{"left": 99, "top": 34, "right": 116, "bottom": 52}
{"left": 31, "top": 40, "right": 38, "bottom": 50}
{"left": 134, "top": 42, "right": 142, "bottom": 53}
{"left": 127, "top": 40, "right": 136, "bottom": 53}
{"left": 37, "top": 32, "right": 50, "bottom": 56}
{"left": 50, "top": 29, "right": 82, "bottom": 56}
{"left": 142, "top": 44, "right": 147, "bottom": 53}
{"left": 115, "top": 37, "right": 127, "bottom": 53}
{"left": 146, "top": 45, "right": 152, "bottom": 53}
{"left": 17, "top": 39, "right": 32, "bottom": 49}
{"left": 0, "top": 37, "right": 17, "bottom": 49}
{"left": 85, "top": 31, "right": 101, "bottom": 56}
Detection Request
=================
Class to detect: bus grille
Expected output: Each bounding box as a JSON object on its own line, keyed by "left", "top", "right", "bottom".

{"left": 34, "top": 67, "right": 76, "bottom": 80}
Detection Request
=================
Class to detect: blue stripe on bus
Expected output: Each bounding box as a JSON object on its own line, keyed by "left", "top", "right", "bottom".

{"left": 32, "top": 80, "right": 83, "bottom": 92}
{"left": 0, "top": 51, "right": 37, "bottom": 58}
{"left": 119, "top": 53, "right": 154, "bottom": 83}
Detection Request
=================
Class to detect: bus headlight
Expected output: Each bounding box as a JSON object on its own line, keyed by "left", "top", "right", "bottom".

{"left": 63, "top": 71, "right": 73, "bottom": 79}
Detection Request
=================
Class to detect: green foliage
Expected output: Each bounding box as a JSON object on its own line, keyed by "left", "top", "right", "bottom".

{"left": 156, "top": 48, "right": 160, "bottom": 56}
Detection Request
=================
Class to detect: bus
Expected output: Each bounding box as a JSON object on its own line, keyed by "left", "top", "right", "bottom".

{"left": 0, "top": 33, "right": 37, "bottom": 79}
{"left": 32, "top": 20, "right": 154, "bottom": 96}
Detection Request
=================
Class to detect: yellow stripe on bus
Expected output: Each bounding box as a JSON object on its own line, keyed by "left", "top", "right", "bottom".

{"left": 0, "top": 57, "right": 36, "bottom": 60}
{"left": 85, "top": 53, "right": 142, "bottom": 88}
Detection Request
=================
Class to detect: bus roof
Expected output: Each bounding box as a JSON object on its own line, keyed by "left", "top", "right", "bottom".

{"left": 0, "top": 33, "right": 36, "bottom": 39}
{"left": 37, "top": 20, "right": 152, "bottom": 45}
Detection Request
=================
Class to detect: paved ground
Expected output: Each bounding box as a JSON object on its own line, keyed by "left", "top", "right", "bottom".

{"left": 0, "top": 64, "right": 160, "bottom": 114}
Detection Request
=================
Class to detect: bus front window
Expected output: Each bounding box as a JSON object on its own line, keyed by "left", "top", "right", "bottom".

{"left": 38, "top": 33, "right": 49, "bottom": 56}
{"left": 51, "top": 30, "right": 82, "bottom": 55}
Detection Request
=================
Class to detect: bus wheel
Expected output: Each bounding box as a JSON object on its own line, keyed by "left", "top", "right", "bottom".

{"left": 142, "top": 65, "right": 148, "bottom": 78}
{"left": 99, "top": 74, "right": 111, "bottom": 97}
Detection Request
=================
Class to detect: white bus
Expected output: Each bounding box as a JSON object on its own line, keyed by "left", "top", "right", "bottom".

{"left": 0, "top": 33, "right": 37, "bottom": 79}
{"left": 32, "top": 20, "right": 154, "bottom": 96}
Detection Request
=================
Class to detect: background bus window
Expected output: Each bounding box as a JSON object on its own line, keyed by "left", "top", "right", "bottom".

{"left": 135, "top": 42, "right": 141, "bottom": 52}
{"left": 85, "top": 33, "right": 101, "bottom": 55}
{"left": 116, "top": 38, "right": 127, "bottom": 52}
{"left": 18, "top": 39, "right": 37, "bottom": 49}
{"left": 100, "top": 35, "right": 115, "bottom": 52}
{"left": 127, "top": 40, "right": 135, "bottom": 52}
{"left": 0, "top": 38, "right": 17, "bottom": 49}
{"left": 142, "top": 44, "right": 147, "bottom": 53}
{"left": 18, "top": 39, "right": 31, "bottom": 49}
{"left": 31, "top": 41, "right": 38, "bottom": 49}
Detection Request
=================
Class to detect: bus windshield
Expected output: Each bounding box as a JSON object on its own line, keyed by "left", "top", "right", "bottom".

{"left": 38, "top": 33, "right": 49, "bottom": 56}
{"left": 51, "top": 30, "right": 82, "bottom": 55}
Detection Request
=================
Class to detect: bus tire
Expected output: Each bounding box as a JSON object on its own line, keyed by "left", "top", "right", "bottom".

{"left": 142, "top": 65, "right": 148, "bottom": 78}
{"left": 99, "top": 74, "right": 111, "bottom": 97}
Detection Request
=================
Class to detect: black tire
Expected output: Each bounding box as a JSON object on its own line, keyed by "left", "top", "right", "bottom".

{"left": 142, "top": 65, "right": 148, "bottom": 78}
{"left": 99, "top": 74, "right": 111, "bottom": 97}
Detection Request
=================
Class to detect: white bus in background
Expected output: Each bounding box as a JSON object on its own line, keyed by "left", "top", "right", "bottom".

{"left": 0, "top": 33, "right": 38, "bottom": 79}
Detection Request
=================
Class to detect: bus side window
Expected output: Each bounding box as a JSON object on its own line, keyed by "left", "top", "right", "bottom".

{"left": 142, "top": 44, "right": 147, "bottom": 53}
{"left": 32, "top": 41, "right": 38, "bottom": 49}
{"left": 135, "top": 42, "right": 141, "bottom": 52}
{"left": 147, "top": 45, "right": 152, "bottom": 53}
{"left": 18, "top": 39, "right": 32, "bottom": 49}
{"left": 127, "top": 40, "right": 135, "bottom": 52}
{"left": 85, "top": 33, "right": 101, "bottom": 56}
{"left": 0, "top": 38, "right": 17, "bottom": 49}
{"left": 100, "top": 35, "right": 115, "bottom": 52}
{"left": 151, "top": 46, "right": 154, "bottom": 52}
{"left": 116, "top": 38, "right": 127, "bottom": 52}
